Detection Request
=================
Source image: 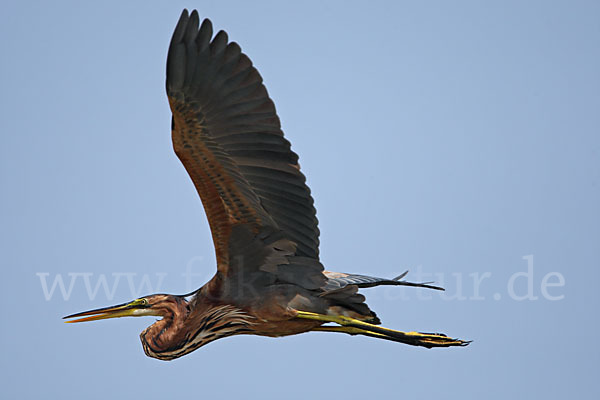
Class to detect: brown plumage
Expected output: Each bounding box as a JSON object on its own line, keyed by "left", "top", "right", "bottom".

{"left": 64, "top": 9, "right": 469, "bottom": 360}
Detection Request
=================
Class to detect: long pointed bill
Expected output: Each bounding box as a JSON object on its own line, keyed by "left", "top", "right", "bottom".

{"left": 63, "top": 299, "right": 152, "bottom": 323}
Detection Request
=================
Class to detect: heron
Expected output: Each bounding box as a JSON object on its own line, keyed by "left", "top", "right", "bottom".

{"left": 64, "top": 9, "right": 469, "bottom": 360}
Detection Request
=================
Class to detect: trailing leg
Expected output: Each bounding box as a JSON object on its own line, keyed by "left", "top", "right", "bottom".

{"left": 296, "top": 311, "right": 470, "bottom": 348}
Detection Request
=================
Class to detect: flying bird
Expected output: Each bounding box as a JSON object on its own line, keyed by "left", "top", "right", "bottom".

{"left": 64, "top": 9, "right": 469, "bottom": 360}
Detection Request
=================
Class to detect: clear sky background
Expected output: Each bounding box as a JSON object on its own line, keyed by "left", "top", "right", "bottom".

{"left": 1, "top": 1, "right": 598, "bottom": 399}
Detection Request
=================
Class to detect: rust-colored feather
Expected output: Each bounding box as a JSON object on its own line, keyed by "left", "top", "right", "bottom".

{"left": 170, "top": 98, "right": 267, "bottom": 269}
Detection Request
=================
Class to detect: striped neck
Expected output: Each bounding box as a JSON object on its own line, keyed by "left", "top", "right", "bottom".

{"left": 140, "top": 304, "right": 254, "bottom": 360}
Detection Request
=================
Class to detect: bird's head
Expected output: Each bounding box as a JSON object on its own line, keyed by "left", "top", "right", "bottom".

{"left": 63, "top": 294, "right": 187, "bottom": 323}
{"left": 64, "top": 294, "right": 252, "bottom": 360}
{"left": 64, "top": 294, "right": 193, "bottom": 360}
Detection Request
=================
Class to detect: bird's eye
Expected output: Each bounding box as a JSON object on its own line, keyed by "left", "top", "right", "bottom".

{"left": 139, "top": 298, "right": 148, "bottom": 306}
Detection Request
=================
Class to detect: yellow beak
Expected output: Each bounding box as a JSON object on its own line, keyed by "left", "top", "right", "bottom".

{"left": 63, "top": 299, "right": 153, "bottom": 323}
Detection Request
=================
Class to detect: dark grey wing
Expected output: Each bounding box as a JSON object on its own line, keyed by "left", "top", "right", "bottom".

{"left": 167, "top": 10, "right": 319, "bottom": 263}
{"left": 322, "top": 271, "right": 445, "bottom": 291}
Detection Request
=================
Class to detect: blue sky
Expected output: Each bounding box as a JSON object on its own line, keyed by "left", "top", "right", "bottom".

{"left": 1, "top": 1, "right": 598, "bottom": 399}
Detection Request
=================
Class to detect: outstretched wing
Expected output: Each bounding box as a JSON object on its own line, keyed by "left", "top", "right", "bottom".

{"left": 166, "top": 10, "right": 320, "bottom": 270}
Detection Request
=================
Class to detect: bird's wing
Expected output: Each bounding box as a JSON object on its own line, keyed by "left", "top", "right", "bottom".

{"left": 166, "top": 10, "right": 319, "bottom": 270}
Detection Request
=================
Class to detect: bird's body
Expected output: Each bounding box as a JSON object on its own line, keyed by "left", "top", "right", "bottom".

{"left": 65, "top": 9, "right": 469, "bottom": 359}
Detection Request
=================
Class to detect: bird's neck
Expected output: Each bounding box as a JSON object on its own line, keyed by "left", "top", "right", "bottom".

{"left": 140, "top": 301, "right": 253, "bottom": 360}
